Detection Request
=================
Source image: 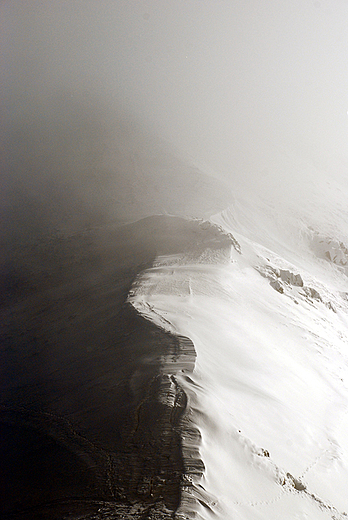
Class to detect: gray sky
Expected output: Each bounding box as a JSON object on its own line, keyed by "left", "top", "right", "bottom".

{"left": 2, "top": 0, "right": 348, "bottom": 224}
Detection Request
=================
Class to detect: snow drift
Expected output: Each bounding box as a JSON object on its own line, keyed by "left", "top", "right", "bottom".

{"left": 129, "top": 194, "right": 348, "bottom": 519}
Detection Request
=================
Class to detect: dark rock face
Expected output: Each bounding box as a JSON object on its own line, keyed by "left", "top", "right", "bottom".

{"left": 269, "top": 279, "right": 284, "bottom": 293}
{"left": 308, "top": 232, "right": 348, "bottom": 270}
{"left": 1, "top": 216, "right": 232, "bottom": 519}
{"left": 257, "top": 265, "right": 303, "bottom": 294}
{"left": 278, "top": 269, "right": 303, "bottom": 287}
{"left": 302, "top": 286, "right": 322, "bottom": 301}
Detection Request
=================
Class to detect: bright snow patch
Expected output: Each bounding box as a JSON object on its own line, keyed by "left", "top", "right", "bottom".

{"left": 129, "top": 196, "right": 348, "bottom": 519}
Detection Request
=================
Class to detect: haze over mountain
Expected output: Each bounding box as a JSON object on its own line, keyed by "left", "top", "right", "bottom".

{"left": 3, "top": 0, "right": 348, "bottom": 224}
{"left": 1, "top": 1, "right": 348, "bottom": 519}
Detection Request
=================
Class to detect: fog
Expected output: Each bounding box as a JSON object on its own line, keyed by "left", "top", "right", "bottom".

{"left": 2, "top": 0, "right": 348, "bottom": 240}
{"left": 2, "top": 3, "right": 348, "bottom": 516}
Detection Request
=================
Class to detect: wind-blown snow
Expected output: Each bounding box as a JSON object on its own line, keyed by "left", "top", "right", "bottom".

{"left": 129, "top": 194, "right": 348, "bottom": 519}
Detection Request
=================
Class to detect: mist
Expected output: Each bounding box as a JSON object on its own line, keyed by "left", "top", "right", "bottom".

{"left": 3, "top": 92, "right": 233, "bottom": 243}
{"left": 3, "top": 2, "right": 348, "bottom": 517}
{"left": 2, "top": 0, "right": 348, "bottom": 241}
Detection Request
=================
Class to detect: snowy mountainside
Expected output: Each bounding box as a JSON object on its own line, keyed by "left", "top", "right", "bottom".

{"left": 129, "top": 195, "right": 348, "bottom": 519}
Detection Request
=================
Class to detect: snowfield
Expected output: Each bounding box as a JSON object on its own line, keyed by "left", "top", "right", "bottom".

{"left": 129, "top": 192, "right": 348, "bottom": 519}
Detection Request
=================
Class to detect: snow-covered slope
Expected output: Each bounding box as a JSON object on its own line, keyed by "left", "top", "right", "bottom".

{"left": 128, "top": 194, "right": 348, "bottom": 519}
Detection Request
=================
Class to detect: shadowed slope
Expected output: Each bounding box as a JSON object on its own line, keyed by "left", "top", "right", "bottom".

{"left": 1, "top": 215, "right": 232, "bottom": 519}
